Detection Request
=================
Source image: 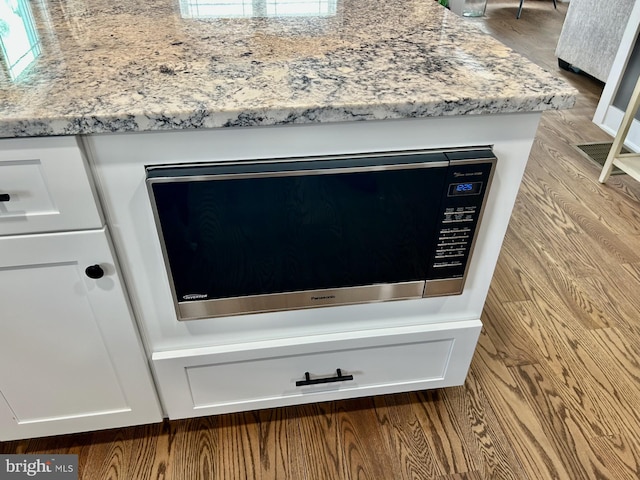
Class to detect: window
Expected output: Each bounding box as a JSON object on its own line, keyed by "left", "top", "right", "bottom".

{"left": 0, "top": 0, "right": 41, "bottom": 81}
{"left": 179, "top": 0, "right": 337, "bottom": 18}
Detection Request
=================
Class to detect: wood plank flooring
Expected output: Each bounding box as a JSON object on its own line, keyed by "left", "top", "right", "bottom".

{"left": 4, "top": 1, "right": 640, "bottom": 478}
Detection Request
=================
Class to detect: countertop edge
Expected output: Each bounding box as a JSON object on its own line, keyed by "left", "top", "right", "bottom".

{"left": 0, "top": 92, "right": 578, "bottom": 139}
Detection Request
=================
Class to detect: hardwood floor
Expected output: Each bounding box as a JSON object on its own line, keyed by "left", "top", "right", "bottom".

{"left": 3, "top": 1, "right": 640, "bottom": 479}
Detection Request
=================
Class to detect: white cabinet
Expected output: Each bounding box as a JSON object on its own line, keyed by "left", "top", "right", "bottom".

{"left": 0, "top": 137, "right": 161, "bottom": 441}
{"left": 152, "top": 321, "right": 481, "bottom": 419}
{"left": 88, "top": 114, "right": 541, "bottom": 422}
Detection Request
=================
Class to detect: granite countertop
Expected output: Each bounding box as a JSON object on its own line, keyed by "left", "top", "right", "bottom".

{"left": 0, "top": 0, "right": 577, "bottom": 138}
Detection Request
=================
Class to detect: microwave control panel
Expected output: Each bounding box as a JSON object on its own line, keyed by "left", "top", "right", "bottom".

{"left": 427, "top": 151, "right": 496, "bottom": 280}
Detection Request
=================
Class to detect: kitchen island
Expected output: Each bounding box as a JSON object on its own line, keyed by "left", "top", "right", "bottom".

{"left": 0, "top": 0, "right": 576, "bottom": 441}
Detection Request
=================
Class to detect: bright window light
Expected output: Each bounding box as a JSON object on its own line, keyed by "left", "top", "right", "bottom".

{"left": 179, "top": 0, "right": 337, "bottom": 18}
{"left": 0, "top": 0, "right": 41, "bottom": 81}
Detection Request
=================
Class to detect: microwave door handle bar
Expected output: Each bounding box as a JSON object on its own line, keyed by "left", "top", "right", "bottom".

{"left": 296, "top": 369, "right": 354, "bottom": 387}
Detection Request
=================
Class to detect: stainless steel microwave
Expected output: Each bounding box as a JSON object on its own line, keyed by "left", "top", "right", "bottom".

{"left": 146, "top": 147, "right": 496, "bottom": 320}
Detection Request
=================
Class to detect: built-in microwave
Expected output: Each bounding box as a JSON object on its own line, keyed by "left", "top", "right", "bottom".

{"left": 146, "top": 147, "right": 496, "bottom": 321}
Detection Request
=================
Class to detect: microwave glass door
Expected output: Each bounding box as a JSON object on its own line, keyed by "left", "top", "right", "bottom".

{"left": 148, "top": 153, "right": 448, "bottom": 301}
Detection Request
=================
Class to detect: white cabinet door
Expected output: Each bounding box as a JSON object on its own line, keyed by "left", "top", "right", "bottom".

{"left": 0, "top": 227, "right": 162, "bottom": 441}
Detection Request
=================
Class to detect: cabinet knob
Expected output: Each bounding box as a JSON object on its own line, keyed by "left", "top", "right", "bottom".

{"left": 0, "top": 193, "right": 10, "bottom": 202}
{"left": 85, "top": 264, "right": 105, "bottom": 279}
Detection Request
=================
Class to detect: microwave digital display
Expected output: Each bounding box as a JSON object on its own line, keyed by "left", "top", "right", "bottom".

{"left": 448, "top": 181, "right": 483, "bottom": 196}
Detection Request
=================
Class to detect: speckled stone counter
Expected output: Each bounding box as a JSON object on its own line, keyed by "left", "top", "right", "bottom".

{"left": 0, "top": 0, "right": 576, "bottom": 138}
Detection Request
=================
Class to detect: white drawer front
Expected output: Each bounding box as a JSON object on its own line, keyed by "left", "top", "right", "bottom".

{"left": 1, "top": 160, "right": 57, "bottom": 218}
{"left": 187, "top": 340, "right": 453, "bottom": 406}
{"left": 0, "top": 137, "right": 102, "bottom": 235}
{"left": 153, "top": 320, "right": 481, "bottom": 419}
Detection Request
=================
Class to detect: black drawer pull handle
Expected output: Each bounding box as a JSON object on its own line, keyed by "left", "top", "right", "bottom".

{"left": 296, "top": 369, "right": 354, "bottom": 387}
{"left": 0, "top": 194, "right": 10, "bottom": 202}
